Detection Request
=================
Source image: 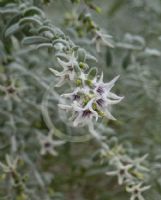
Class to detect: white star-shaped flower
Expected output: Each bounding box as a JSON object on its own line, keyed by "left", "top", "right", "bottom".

{"left": 72, "top": 98, "right": 98, "bottom": 127}
{"left": 38, "top": 132, "right": 65, "bottom": 156}
{"left": 0, "top": 154, "right": 19, "bottom": 173}
{"left": 126, "top": 183, "right": 151, "bottom": 200}
{"left": 106, "top": 162, "right": 133, "bottom": 185}
{"left": 128, "top": 154, "right": 149, "bottom": 172}
{"left": 93, "top": 73, "right": 124, "bottom": 120}
{"left": 49, "top": 52, "right": 78, "bottom": 87}
{"left": 0, "top": 79, "right": 25, "bottom": 102}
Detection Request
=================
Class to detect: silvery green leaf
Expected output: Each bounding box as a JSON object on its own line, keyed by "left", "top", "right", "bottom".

{"left": 36, "top": 43, "right": 53, "bottom": 49}
{"left": 22, "top": 36, "right": 50, "bottom": 45}
{"left": 23, "top": 6, "right": 45, "bottom": 18}
{"left": 19, "top": 17, "right": 43, "bottom": 26}
{"left": 5, "top": 23, "right": 20, "bottom": 38}
{"left": 87, "top": 67, "right": 98, "bottom": 80}
{"left": 52, "top": 39, "right": 69, "bottom": 47}
{"left": 143, "top": 48, "right": 161, "bottom": 57}
{"left": 38, "top": 26, "right": 55, "bottom": 34}
{"left": 85, "top": 52, "right": 97, "bottom": 62}
{"left": 116, "top": 42, "right": 142, "bottom": 50}
{"left": 0, "top": 8, "right": 18, "bottom": 14}
{"left": 52, "top": 27, "right": 65, "bottom": 37}
{"left": 125, "top": 33, "right": 145, "bottom": 46}
{"left": 77, "top": 48, "right": 86, "bottom": 62}
{"left": 3, "top": 3, "right": 17, "bottom": 8}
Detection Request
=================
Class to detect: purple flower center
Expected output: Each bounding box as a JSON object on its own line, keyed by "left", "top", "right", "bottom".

{"left": 96, "top": 98, "right": 105, "bottom": 107}
{"left": 134, "top": 189, "right": 139, "bottom": 194}
{"left": 82, "top": 110, "right": 92, "bottom": 118}
{"left": 73, "top": 94, "right": 80, "bottom": 101}
{"left": 44, "top": 142, "right": 51, "bottom": 148}
{"left": 119, "top": 169, "right": 125, "bottom": 175}
{"left": 96, "top": 86, "right": 104, "bottom": 95}
{"left": 7, "top": 87, "right": 16, "bottom": 94}
{"left": 68, "top": 65, "right": 73, "bottom": 71}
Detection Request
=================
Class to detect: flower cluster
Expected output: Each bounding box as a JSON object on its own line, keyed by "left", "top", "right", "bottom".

{"left": 104, "top": 144, "right": 150, "bottom": 200}
{"left": 0, "top": 1, "right": 154, "bottom": 200}
{"left": 50, "top": 51, "right": 123, "bottom": 139}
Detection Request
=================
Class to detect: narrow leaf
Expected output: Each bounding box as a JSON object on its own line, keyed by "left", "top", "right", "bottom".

{"left": 22, "top": 36, "right": 50, "bottom": 45}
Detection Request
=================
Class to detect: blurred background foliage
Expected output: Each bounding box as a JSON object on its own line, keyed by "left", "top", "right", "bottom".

{"left": 0, "top": 0, "right": 161, "bottom": 200}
